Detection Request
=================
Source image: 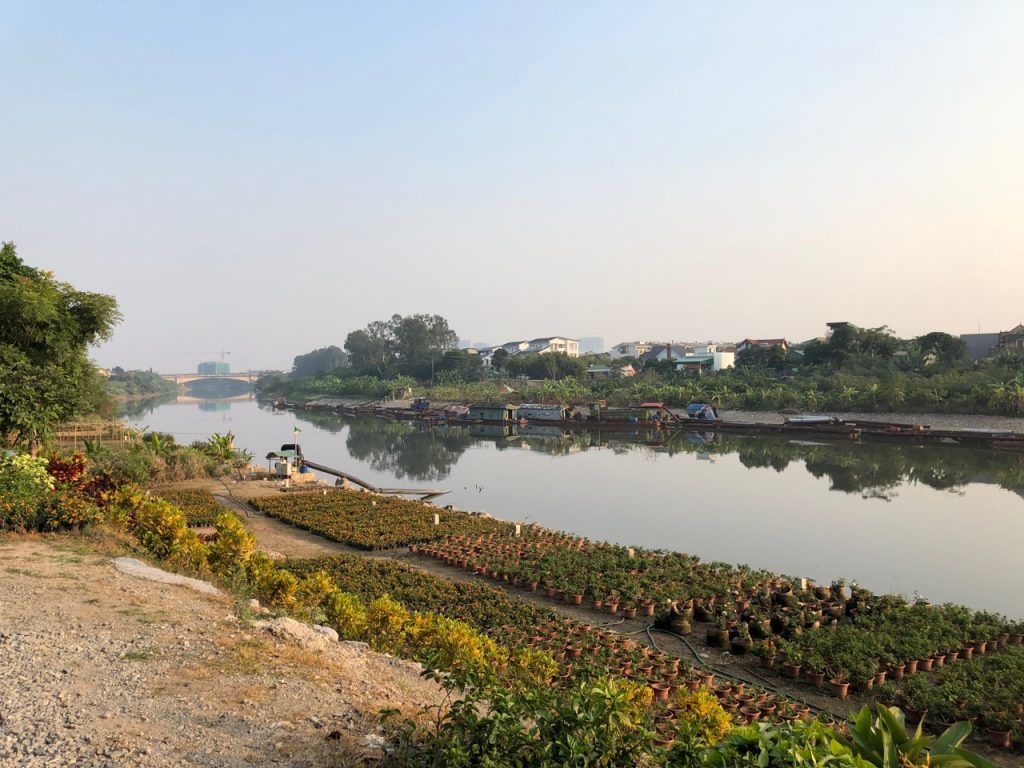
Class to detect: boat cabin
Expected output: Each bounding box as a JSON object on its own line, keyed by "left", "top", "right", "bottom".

{"left": 469, "top": 403, "right": 519, "bottom": 422}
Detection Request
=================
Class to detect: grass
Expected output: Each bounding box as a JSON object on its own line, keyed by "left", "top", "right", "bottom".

{"left": 117, "top": 606, "right": 172, "bottom": 625}
{"left": 5, "top": 566, "right": 42, "bottom": 577}
{"left": 121, "top": 647, "right": 160, "bottom": 662}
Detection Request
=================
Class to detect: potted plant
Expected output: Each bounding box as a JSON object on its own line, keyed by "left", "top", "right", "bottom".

{"left": 754, "top": 639, "right": 778, "bottom": 669}
{"left": 730, "top": 622, "right": 753, "bottom": 655}
{"left": 984, "top": 711, "right": 1014, "bottom": 749}
{"left": 828, "top": 670, "right": 850, "bottom": 699}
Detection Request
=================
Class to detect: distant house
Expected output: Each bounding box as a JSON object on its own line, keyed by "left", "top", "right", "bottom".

{"left": 997, "top": 324, "right": 1024, "bottom": 354}
{"left": 736, "top": 338, "right": 789, "bottom": 354}
{"left": 523, "top": 336, "right": 580, "bottom": 356}
{"left": 674, "top": 355, "right": 714, "bottom": 374}
{"left": 639, "top": 344, "right": 691, "bottom": 364}
{"left": 587, "top": 363, "right": 637, "bottom": 380}
{"left": 610, "top": 341, "right": 660, "bottom": 359}
{"left": 482, "top": 336, "right": 580, "bottom": 367}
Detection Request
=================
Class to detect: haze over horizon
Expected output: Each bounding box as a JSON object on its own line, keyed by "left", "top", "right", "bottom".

{"left": 2, "top": 2, "right": 1022, "bottom": 373}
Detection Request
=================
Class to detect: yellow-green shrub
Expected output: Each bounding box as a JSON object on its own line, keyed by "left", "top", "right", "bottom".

{"left": 323, "top": 589, "right": 368, "bottom": 640}
{"left": 244, "top": 552, "right": 299, "bottom": 609}
{"left": 672, "top": 686, "right": 732, "bottom": 746}
{"left": 208, "top": 512, "right": 255, "bottom": 574}
{"left": 365, "top": 595, "right": 412, "bottom": 654}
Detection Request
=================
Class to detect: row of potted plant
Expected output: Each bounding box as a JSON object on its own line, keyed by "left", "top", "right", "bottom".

{"left": 763, "top": 603, "right": 1022, "bottom": 696}
{"left": 283, "top": 553, "right": 808, "bottom": 725}
{"left": 152, "top": 487, "right": 226, "bottom": 527}
{"left": 415, "top": 532, "right": 1021, "bottom": 678}
{"left": 250, "top": 490, "right": 512, "bottom": 549}
{"left": 873, "top": 645, "right": 1024, "bottom": 751}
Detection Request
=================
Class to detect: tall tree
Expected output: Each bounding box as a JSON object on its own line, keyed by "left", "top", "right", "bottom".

{"left": 0, "top": 242, "right": 121, "bottom": 450}
{"left": 291, "top": 345, "right": 348, "bottom": 378}
{"left": 344, "top": 313, "right": 458, "bottom": 377}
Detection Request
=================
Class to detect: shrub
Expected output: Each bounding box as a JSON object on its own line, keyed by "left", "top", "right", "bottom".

{"left": 0, "top": 454, "right": 55, "bottom": 531}
{"left": 208, "top": 512, "right": 256, "bottom": 574}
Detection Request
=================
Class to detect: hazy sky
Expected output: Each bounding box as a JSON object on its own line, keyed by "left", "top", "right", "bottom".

{"left": 2, "top": 2, "right": 1022, "bottom": 373}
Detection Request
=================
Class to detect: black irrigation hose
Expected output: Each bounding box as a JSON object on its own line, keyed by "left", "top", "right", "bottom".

{"left": 645, "top": 626, "right": 834, "bottom": 717}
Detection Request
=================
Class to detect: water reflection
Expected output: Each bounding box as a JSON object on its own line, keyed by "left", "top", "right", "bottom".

{"left": 292, "top": 410, "right": 473, "bottom": 481}
{"left": 291, "top": 411, "right": 1024, "bottom": 498}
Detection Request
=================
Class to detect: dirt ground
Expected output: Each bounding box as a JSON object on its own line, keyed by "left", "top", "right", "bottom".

{"left": 0, "top": 535, "right": 441, "bottom": 768}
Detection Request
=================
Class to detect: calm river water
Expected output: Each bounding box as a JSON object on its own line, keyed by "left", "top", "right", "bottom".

{"left": 128, "top": 397, "right": 1024, "bottom": 618}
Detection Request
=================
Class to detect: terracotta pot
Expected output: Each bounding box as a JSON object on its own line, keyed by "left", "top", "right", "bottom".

{"left": 591, "top": 599, "right": 603, "bottom": 610}
{"left": 649, "top": 683, "right": 670, "bottom": 702}
{"left": 804, "top": 670, "right": 825, "bottom": 687}
{"left": 917, "top": 658, "right": 934, "bottom": 672}
{"left": 760, "top": 654, "right": 777, "bottom": 670}
{"left": 987, "top": 729, "right": 1012, "bottom": 750}
{"left": 568, "top": 593, "right": 583, "bottom": 605}
{"left": 904, "top": 659, "right": 919, "bottom": 674}
{"left": 781, "top": 662, "right": 801, "bottom": 679}
{"left": 873, "top": 670, "right": 887, "bottom": 685}
{"left": 740, "top": 705, "right": 761, "bottom": 723}
{"left": 889, "top": 664, "right": 905, "bottom": 681}
{"left": 830, "top": 679, "right": 850, "bottom": 699}
{"left": 932, "top": 654, "right": 946, "bottom": 667}
{"left": 623, "top": 607, "right": 637, "bottom": 620}
{"left": 641, "top": 602, "right": 656, "bottom": 617}
{"left": 960, "top": 646, "right": 974, "bottom": 660}
{"left": 945, "top": 650, "right": 959, "bottom": 663}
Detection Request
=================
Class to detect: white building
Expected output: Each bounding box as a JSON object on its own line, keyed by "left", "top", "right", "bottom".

{"left": 482, "top": 336, "right": 580, "bottom": 367}
{"left": 610, "top": 341, "right": 661, "bottom": 359}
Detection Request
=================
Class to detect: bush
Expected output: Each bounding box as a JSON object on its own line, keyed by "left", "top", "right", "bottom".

{"left": 0, "top": 454, "right": 55, "bottom": 531}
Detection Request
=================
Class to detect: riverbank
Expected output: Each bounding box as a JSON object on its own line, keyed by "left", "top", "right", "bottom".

{"left": 269, "top": 392, "right": 1024, "bottom": 432}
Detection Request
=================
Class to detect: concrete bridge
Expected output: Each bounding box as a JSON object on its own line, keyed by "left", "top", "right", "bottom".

{"left": 160, "top": 372, "right": 260, "bottom": 385}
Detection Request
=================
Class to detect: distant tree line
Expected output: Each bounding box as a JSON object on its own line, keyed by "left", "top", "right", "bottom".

{"left": 264, "top": 319, "right": 1024, "bottom": 416}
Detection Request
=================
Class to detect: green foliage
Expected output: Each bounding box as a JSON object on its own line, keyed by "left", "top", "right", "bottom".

{"left": 344, "top": 313, "right": 458, "bottom": 378}
{"left": 387, "top": 665, "right": 656, "bottom": 768}
{"left": 104, "top": 369, "right": 177, "bottom": 399}
{"left": 291, "top": 345, "right": 348, "bottom": 378}
{"left": 0, "top": 242, "right": 121, "bottom": 448}
{"left": 837, "top": 704, "right": 997, "bottom": 768}
{"left": 702, "top": 720, "right": 870, "bottom": 767}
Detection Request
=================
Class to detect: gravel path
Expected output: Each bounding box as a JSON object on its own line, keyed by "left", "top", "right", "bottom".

{"left": 0, "top": 537, "right": 440, "bottom": 767}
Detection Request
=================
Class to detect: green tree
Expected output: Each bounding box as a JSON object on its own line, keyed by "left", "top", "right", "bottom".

{"left": 291, "top": 345, "right": 348, "bottom": 378}
{"left": 0, "top": 242, "right": 121, "bottom": 451}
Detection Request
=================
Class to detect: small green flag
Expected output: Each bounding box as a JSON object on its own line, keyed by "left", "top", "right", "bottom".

{"left": 293, "top": 426, "right": 301, "bottom": 433}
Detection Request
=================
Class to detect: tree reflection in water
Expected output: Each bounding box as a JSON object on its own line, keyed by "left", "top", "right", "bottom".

{"left": 290, "top": 412, "right": 1024, "bottom": 498}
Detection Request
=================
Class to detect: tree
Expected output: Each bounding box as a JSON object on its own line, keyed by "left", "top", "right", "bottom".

{"left": 344, "top": 313, "right": 458, "bottom": 377}
{"left": 291, "top": 346, "right": 348, "bottom": 378}
{"left": 0, "top": 242, "right": 121, "bottom": 451}
{"left": 913, "top": 332, "right": 968, "bottom": 369}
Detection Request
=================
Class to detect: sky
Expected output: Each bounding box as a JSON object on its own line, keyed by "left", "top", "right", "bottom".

{"left": 1, "top": 2, "right": 1022, "bottom": 373}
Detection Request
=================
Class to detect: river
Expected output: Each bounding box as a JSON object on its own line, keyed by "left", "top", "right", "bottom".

{"left": 127, "top": 397, "right": 1024, "bottom": 618}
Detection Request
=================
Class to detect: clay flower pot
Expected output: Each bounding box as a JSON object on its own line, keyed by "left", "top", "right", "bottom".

{"left": 830, "top": 679, "right": 850, "bottom": 699}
